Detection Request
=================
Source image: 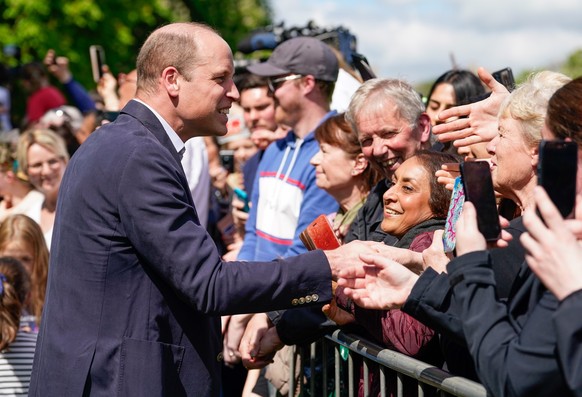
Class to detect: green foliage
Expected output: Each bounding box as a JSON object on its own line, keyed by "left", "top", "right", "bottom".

{"left": 560, "top": 49, "right": 582, "bottom": 79}
{"left": 0, "top": 0, "right": 272, "bottom": 88}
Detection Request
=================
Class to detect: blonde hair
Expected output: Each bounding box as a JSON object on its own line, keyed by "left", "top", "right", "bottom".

{"left": 498, "top": 71, "right": 571, "bottom": 149}
{"left": 17, "top": 129, "right": 69, "bottom": 176}
{"left": 0, "top": 215, "right": 49, "bottom": 325}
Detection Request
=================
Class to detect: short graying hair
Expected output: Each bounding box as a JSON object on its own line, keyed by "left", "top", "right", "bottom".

{"left": 346, "top": 78, "right": 425, "bottom": 135}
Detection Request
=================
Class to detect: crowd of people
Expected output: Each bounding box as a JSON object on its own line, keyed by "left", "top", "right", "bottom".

{"left": 0, "top": 20, "right": 580, "bottom": 397}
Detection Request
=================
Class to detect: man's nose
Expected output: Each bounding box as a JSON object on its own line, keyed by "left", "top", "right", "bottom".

{"left": 371, "top": 138, "right": 387, "bottom": 157}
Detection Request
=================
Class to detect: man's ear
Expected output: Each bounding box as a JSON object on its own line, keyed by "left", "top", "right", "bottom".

{"left": 418, "top": 113, "right": 432, "bottom": 144}
{"left": 352, "top": 153, "right": 368, "bottom": 176}
{"left": 162, "top": 67, "right": 180, "bottom": 96}
{"left": 301, "top": 75, "right": 317, "bottom": 95}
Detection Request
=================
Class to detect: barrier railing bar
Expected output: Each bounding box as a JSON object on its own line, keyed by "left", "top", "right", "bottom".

{"left": 379, "top": 364, "right": 387, "bottom": 397}
{"left": 363, "top": 357, "right": 369, "bottom": 396}
{"left": 289, "top": 346, "right": 296, "bottom": 396}
{"left": 325, "top": 329, "right": 487, "bottom": 397}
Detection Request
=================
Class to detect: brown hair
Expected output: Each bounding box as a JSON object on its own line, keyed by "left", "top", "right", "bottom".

{"left": 0, "top": 215, "right": 49, "bottom": 325}
{"left": 136, "top": 22, "right": 217, "bottom": 95}
{"left": 412, "top": 150, "right": 462, "bottom": 218}
{"left": 314, "top": 113, "right": 381, "bottom": 191}
{"left": 0, "top": 257, "right": 30, "bottom": 351}
{"left": 545, "top": 76, "right": 582, "bottom": 146}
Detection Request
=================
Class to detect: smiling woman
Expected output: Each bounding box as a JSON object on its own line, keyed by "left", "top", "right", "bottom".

{"left": 311, "top": 113, "right": 381, "bottom": 242}
{"left": 16, "top": 129, "right": 69, "bottom": 249}
{"left": 328, "top": 150, "right": 461, "bottom": 396}
{"left": 382, "top": 150, "right": 460, "bottom": 246}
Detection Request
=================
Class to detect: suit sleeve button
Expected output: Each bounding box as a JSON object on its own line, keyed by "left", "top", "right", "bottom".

{"left": 292, "top": 299, "right": 299, "bottom": 306}
{"left": 299, "top": 297, "right": 305, "bottom": 304}
{"left": 312, "top": 294, "right": 319, "bottom": 302}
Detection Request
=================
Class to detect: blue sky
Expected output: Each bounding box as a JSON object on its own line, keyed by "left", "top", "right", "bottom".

{"left": 270, "top": 0, "right": 582, "bottom": 84}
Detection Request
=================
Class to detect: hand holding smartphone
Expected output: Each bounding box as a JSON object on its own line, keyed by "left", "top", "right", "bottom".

{"left": 460, "top": 161, "right": 501, "bottom": 241}
{"left": 537, "top": 140, "right": 578, "bottom": 218}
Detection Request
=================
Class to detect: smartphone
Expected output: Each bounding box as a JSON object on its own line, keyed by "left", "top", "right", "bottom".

{"left": 233, "top": 187, "right": 250, "bottom": 212}
{"left": 442, "top": 176, "right": 465, "bottom": 253}
{"left": 460, "top": 161, "right": 501, "bottom": 241}
{"left": 492, "top": 67, "right": 516, "bottom": 92}
{"left": 89, "top": 45, "right": 106, "bottom": 83}
{"left": 219, "top": 149, "right": 235, "bottom": 173}
{"left": 537, "top": 140, "right": 578, "bottom": 218}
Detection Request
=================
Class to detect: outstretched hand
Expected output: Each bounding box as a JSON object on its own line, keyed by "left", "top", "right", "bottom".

{"left": 337, "top": 253, "right": 419, "bottom": 310}
{"left": 325, "top": 240, "right": 386, "bottom": 280}
{"left": 432, "top": 67, "right": 509, "bottom": 148}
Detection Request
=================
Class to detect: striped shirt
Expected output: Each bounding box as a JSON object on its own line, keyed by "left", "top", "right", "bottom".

{"left": 0, "top": 331, "right": 37, "bottom": 396}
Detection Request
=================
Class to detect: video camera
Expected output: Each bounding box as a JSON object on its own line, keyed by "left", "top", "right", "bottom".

{"left": 236, "top": 20, "right": 376, "bottom": 81}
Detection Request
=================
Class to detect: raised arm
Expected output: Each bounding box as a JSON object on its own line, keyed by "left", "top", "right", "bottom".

{"left": 432, "top": 67, "right": 509, "bottom": 148}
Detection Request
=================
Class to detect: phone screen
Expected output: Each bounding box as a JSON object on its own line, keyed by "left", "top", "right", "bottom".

{"left": 460, "top": 161, "right": 501, "bottom": 241}
{"left": 537, "top": 140, "right": 578, "bottom": 218}
{"left": 90, "top": 45, "right": 105, "bottom": 83}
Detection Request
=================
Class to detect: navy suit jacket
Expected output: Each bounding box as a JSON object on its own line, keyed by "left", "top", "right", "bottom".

{"left": 29, "top": 100, "right": 332, "bottom": 396}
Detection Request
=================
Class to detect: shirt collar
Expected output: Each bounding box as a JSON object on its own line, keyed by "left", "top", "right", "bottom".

{"left": 133, "top": 98, "right": 185, "bottom": 156}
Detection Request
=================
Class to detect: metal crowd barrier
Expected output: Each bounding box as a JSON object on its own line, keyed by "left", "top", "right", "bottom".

{"left": 287, "top": 329, "right": 487, "bottom": 397}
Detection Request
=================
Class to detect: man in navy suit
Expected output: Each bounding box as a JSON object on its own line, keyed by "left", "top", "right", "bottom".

{"left": 28, "top": 22, "right": 374, "bottom": 396}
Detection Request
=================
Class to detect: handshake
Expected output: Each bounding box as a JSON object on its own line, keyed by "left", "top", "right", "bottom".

{"left": 232, "top": 238, "right": 395, "bottom": 369}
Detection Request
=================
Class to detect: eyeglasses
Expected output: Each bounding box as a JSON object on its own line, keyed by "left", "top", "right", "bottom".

{"left": 268, "top": 74, "right": 303, "bottom": 92}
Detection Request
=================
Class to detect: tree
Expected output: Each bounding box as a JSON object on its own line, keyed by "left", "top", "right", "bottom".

{"left": 560, "top": 49, "right": 582, "bottom": 79}
{"left": 0, "top": 0, "right": 271, "bottom": 126}
{"left": 0, "top": 0, "right": 272, "bottom": 88}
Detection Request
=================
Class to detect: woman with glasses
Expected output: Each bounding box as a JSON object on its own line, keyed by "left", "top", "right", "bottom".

{"left": 0, "top": 142, "right": 44, "bottom": 222}
{"left": 16, "top": 129, "right": 69, "bottom": 249}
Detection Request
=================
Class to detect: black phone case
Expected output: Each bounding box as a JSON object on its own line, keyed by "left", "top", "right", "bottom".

{"left": 537, "top": 140, "right": 578, "bottom": 218}
{"left": 460, "top": 161, "right": 501, "bottom": 241}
